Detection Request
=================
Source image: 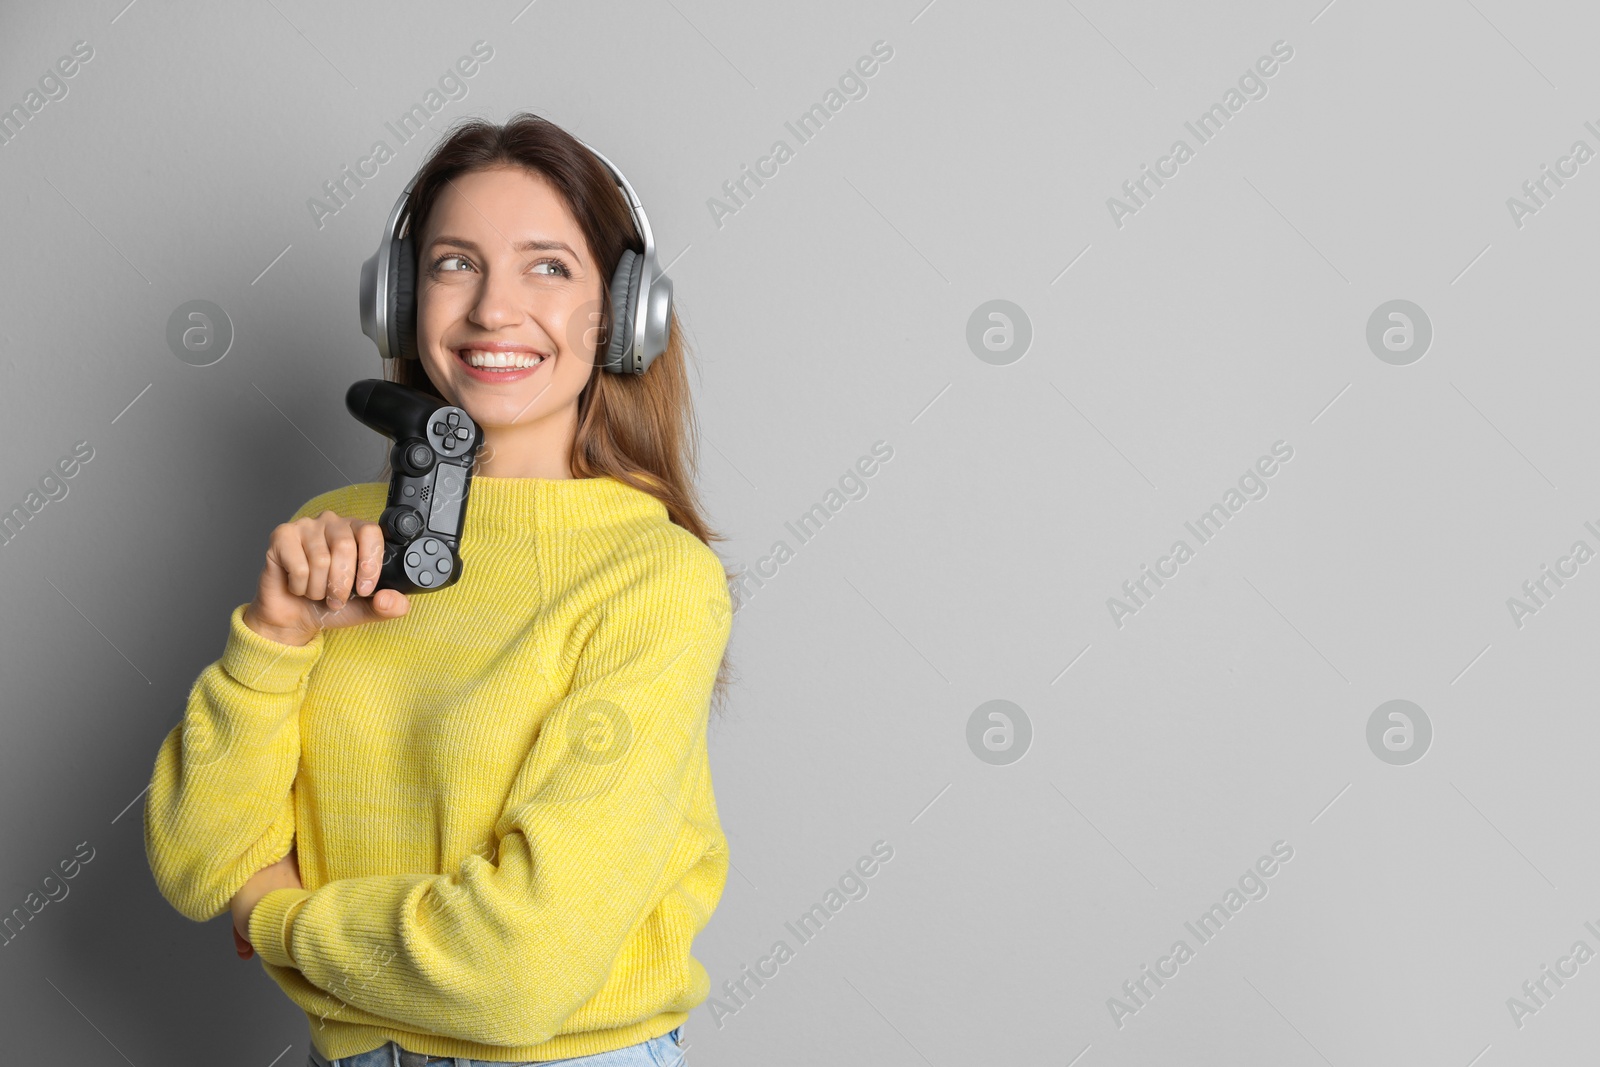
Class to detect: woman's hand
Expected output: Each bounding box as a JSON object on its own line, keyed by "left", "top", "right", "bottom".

{"left": 230, "top": 848, "right": 304, "bottom": 959}
{"left": 242, "top": 511, "right": 410, "bottom": 646}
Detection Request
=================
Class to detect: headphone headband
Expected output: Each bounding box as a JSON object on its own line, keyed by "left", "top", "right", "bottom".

{"left": 359, "top": 135, "right": 673, "bottom": 376}
{"left": 579, "top": 140, "right": 655, "bottom": 265}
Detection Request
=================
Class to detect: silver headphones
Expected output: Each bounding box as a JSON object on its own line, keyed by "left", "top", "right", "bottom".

{"left": 359, "top": 138, "right": 673, "bottom": 375}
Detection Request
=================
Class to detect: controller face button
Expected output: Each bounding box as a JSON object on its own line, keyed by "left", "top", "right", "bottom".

{"left": 418, "top": 570, "right": 434, "bottom": 586}
{"left": 436, "top": 558, "right": 451, "bottom": 573}
{"left": 407, "top": 551, "right": 421, "bottom": 567}
{"left": 423, "top": 538, "right": 439, "bottom": 554}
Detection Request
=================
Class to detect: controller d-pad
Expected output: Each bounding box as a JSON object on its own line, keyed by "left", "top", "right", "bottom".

{"left": 427, "top": 406, "right": 475, "bottom": 457}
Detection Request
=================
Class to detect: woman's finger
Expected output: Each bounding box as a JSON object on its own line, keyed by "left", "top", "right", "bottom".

{"left": 272, "top": 523, "right": 310, "bottom": 599}
{"left": 300, "top": 514, "right": 335, "bottom": 602}
{"left": 354, "top": 521, "right": 386, "bottom": 597}
{"left": 324, "top": 520, "right": 359, "bottom": 610}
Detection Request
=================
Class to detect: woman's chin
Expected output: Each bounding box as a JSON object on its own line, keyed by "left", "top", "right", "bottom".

{"left": 460, "top": 392, "right": 554, "bottom": 430}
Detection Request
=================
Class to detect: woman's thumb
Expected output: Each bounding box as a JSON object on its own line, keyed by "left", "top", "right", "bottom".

{"left": 369, "top": 588, "right": 411, "bottom": 619}
{"left": 323, "top": 588, "right": 410, "bottom": 630}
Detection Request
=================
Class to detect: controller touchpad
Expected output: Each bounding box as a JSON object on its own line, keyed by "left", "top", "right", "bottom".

{"left": 428, "top": 462, "right": 466, "bottom": 535}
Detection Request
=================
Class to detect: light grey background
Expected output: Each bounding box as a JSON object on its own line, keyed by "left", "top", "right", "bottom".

{"left": 1, "top": 0, "right": 1595, "bottom": 1063}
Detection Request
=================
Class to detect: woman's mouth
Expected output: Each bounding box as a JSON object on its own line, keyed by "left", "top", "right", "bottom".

{"left": 455, "top": 347, "right": 551, "bottom": 384}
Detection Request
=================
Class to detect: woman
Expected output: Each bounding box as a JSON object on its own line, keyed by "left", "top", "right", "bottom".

{"left": 144, "top": 113, "right": 735, "bottom": 1065}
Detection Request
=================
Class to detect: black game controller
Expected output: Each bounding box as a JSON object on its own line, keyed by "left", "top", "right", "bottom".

{"left": 345, "top": 379, "right": 484, "bottom": 594}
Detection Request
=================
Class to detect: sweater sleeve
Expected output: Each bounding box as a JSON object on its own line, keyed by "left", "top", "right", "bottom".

{"left": 143, "top": 490, "right": 340, "bottom": 922}
{"left": 144, "top": 603, "right": 324, "bottom": 920}
{"left": 247, "top": 551, "right": 733, "bottom": 1048}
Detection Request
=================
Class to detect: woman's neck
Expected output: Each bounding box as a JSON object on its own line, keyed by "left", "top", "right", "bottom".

{"left": 475, "top": 407, "right": 578, "bottom": 479}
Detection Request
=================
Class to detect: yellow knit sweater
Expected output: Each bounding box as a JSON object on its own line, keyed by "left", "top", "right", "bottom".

{"left": 143, "top": 476, "right": 733, "bottom": 1061}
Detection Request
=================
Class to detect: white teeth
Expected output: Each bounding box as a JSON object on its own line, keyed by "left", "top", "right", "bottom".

{"left": 460, "top": 349, "right": 546, "bottom": 369}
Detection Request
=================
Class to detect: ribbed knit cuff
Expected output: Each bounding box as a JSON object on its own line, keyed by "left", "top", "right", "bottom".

{"left": 220, "top": 604, "right": 325, "bottom": 693}
{"left": 249, "top": 886, "right": 314, "bottom": 968}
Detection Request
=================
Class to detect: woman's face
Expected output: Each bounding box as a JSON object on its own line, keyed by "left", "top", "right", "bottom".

{"left": 415, "top": 165, "right": 604, "bottom": 436}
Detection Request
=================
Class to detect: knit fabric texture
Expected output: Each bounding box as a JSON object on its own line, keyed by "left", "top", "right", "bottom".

{"left": 143, "top": 475, "right": 733, "bottom": 1060}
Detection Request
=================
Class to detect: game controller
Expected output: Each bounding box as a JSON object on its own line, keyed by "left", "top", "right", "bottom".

{"left": 345, "top": 379, "right": 484, "bottom": 594}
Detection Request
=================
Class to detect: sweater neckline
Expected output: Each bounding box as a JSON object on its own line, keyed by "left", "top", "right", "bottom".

{"left": 461, "top": 474, "right": 668, "bottom": 536}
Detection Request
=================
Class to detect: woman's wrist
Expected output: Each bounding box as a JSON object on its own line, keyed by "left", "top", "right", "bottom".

{"left": 242, "top": 604, "right": 313, "bottom": 647}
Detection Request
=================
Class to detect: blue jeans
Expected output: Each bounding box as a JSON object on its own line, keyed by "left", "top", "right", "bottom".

{"left": 306, "top": 1026, "right": 685, "bottom": 1067}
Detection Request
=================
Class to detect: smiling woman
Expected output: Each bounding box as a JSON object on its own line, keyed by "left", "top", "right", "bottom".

{"left": 387, "top": 118, "right": 705, "bottom": 507}
{"left": 410, "top": 166, "right": 605, "bottom": 476}
{"left": 143, "top": 113, "right": 737, "bottom": 1066}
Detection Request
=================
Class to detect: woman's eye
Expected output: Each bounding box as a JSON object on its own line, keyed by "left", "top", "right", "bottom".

{"left": 430, "top": 254, "right": 569, "bottom": 277}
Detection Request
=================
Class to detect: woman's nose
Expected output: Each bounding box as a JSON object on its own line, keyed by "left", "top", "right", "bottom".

{"left": 469, "top": 271, "right": 524, "bottom": 329}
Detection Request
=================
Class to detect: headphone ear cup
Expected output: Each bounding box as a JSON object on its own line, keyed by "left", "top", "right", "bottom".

{"left": 605, "top": 248, "right": 643, "bottom": 374}
{"left": 639, "top": 271, "right": 673, "bottom": 374}
{"left": 393, "top": 232, "right": 419, "bottom": 360}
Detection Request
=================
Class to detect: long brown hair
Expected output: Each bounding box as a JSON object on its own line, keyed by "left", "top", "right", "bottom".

{"left": 382, "top": 112, "right": 736, "bottom": 714}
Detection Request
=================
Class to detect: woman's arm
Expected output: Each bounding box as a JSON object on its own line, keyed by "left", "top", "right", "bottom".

{"left": 246, "top": 548, "right": 733, "bottom": 1047}
{"left": 143, "top": 603, "right": 323, "bottom": 923}
{"left": 144, "top": 490, "right": 406, "bottom": 924}
{"left": 232, "top": 847, "right": 304, "bottom": 957}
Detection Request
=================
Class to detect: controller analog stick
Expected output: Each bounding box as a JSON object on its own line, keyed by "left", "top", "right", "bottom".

{"left": 382, "top": 505, "right": 425, "bottom": 542}
{"left": 394, "top": 438, "right": 435, "bottom": 476}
